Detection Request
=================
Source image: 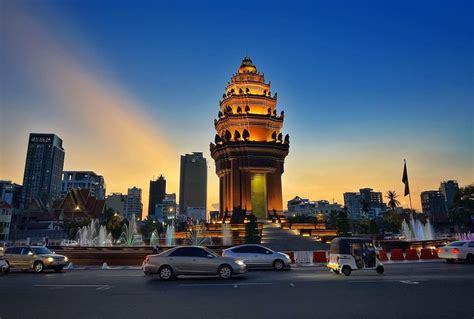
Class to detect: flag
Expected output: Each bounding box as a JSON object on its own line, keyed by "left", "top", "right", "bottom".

{"left": 402, "top": 160, "right": 410, "bottom": 196}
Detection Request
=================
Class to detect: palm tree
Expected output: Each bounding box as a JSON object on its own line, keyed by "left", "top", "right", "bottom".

{"left": 385, "top": 190, "right": 400, "bottom": 211}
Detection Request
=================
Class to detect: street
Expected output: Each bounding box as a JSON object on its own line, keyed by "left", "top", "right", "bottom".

{"left": 1, "top": 261, "right": 473, "bottom": 319}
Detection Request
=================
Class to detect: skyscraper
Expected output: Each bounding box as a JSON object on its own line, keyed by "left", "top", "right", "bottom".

{"left": 179, "top": 152, "right": 207, "bottom": 219}
{"left": 421, "top": 190, "right": 447, "bottom": 217}
{"left": 439, "top": 180, "right": 459, "bottom": 209}
{"left": 125, "top": 187, "right": 142, "bottom": 221}
{"left": 148, "top": 175, "right": 166, "bottom": 217}
{"left": 21, "top": 133, "right": 65, "bottom": 207}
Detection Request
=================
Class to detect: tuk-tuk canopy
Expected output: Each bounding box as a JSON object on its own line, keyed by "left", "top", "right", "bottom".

{"left": 330, "top": 237, "right": 374, "bottom": 255}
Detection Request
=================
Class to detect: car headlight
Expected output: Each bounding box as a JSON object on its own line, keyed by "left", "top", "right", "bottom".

{"left": 235, "top": 260, "right": 245, "bottom": 266}
{"left": 64, "top": 256, "right": 68, "bottom": 262}
{"left": 47, "top": 257, "right": 54, "bottom": 263}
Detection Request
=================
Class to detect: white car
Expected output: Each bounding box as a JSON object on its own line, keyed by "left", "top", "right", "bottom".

{"left": 438, "top": 240, "right": 474, "bottom": 263}
{"left": 222, "top": 244, "right": 291, "bottom": 270}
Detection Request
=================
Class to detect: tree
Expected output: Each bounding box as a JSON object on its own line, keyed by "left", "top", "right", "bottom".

{"left": 328, "top": 210, "right": 338, "bottom": 228}
{"left": 336, "top": 208, "right": 351, "bottom": 236}
{"left": 360, "top": 199, "right": 370, "bottom": 218}
{"left": 102, "top": 208, "right": 123, "bottom": 240}
{"left": 382, "top": 210, "right": 403, "bottom": 233}
{"left": 369, "top": 219, "right": 378, "bottom": 235}
{"left": 448, "top": 185, "right": 474, "bottom": 231}
{"left": 245, "top": 214, "right": 261, "bottom": 244}
{"left": 385, "top": 190, "right": 400, "bottom": 211}
{"left": 140, "top": 216, "right": 159, "bottom": 243}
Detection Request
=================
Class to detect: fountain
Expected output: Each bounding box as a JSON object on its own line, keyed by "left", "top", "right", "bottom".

{"left": 222, "top": 223, "right": 232, "bottom": 246}
{"left": 165, "top": 224, "right": 175, "bottom": 246}
{"left": 76, "top": 219, "right": 112, "bottom": 246}
{"left": 400, "top": 215, "right": 434, "bottom": 241}
{"left": 149, "top": 230, "right": 159, "bottom": 246}
{"left": 120, "top": 214, "right": 143, "bottom": 246}
{"left": 187, "top": 222, "right": 213, "bottom": 246}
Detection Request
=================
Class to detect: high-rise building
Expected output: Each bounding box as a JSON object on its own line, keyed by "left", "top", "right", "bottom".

{"left": 0, "top": 202, "right": 13, "bottom": 240}
{"left": 61, "top": 171, "right": 106, "bottom": 199}
{"left": 21, "top": 133, "right": 65, "bottom": 207}
{"left": 344, "top": 188, "right": 386, "bottom": 219}
{"left": 148, "top": 175, "right": 166, "bottom": 217}
{"left": 439, "top": 180, "right": 459, "bottom": 209}
{"left": 179, "top": 152, "right": 207, "bottom": 219}
{"left": 421, "top": 191, "right": 447, "bottom": 217}
{"left": 344, "top": 192, "right": 362, "bottom": 220}
{"left": 210, "top": 57, "right": 289, "bottom": 220}
{"left": 105, "top": 193, "right": 127, "bottom": 216}
{"left": 155, "top": 193, "right": 178, "bottom": 222}
{"left": 125, "top": 187, "right": 142, "bottom": 221}
{"left": 0, "top": 180, "right": 22, "bottom": 209}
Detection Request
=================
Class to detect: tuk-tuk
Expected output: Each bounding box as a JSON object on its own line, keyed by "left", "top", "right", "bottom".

{"left": 327, "top": 237, "right": 384, "bottom": 276}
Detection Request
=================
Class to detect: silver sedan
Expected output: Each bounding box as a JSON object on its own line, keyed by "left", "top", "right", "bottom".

{"left": 222, "top": 244, "right": 291, "bottom": 270}
{"left": 143, "top": 246, "right": 246, "bottom": 280}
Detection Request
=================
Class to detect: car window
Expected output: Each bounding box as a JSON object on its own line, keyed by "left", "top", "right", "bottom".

{"left": 252, "top": 246, "right": 269, "bottom": 254}
{"left": 447, "top": 241, "right": 466, "bottom": 247}
{"left": 31, "top": 247, "right": 53, "bottom": 255}
{"left": 169, "top": 247, "right": 208, "bottom": 257}
{"left": 468, "top": 241, "right": 474, "bottom": 248}
{"left": 5, "top": 247, "right": 22, "bottom": 254}
{"left": 232, "top": 246, "right": 251, "bottom": 253}
{"left": 21, "top": 248, "right": 32, "bottom": 255}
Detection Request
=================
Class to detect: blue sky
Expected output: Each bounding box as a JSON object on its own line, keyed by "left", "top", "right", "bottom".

{"left": 1, "top": 0, "right": 472, "bottom": 212}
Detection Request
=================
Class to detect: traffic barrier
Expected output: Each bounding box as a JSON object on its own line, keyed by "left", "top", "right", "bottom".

{"left": 432, "top": 249, "right": 439, "bottom": 259}
{"left": 390, "top": 249, "right": 405, "bottom": 261}
{"left": 285, "top": 251, "right": 295, "bottom": 263}
{"left": 420, "top": 248, "right": 434, "bottom": 259}
{"left": 405, "top": 249, "right": 419, "bottom": 260}
{"left": 312, "top": 251, "right": 327, "bottom": 263}
{"left": 295, "top": 251, "right": 313, "bottom": 264}
{"left": 378, "top": 250, "right": 389, "bottom": 261}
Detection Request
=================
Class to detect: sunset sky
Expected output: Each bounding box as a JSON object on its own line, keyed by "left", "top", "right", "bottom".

{"left": 1, "top": 0, "right": 472, "bottom": 216}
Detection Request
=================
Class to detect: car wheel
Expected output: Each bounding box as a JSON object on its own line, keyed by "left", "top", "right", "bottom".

{"left": 446, "top": 259, "right": 454, "bottom": 264}
{"left": 273, "top": 259, "right": 284, "bottom": 270}
{"left": 33, "top": 261, "right": 44, "bottom": 273}
{"left": 54, "top": 266, "right": 64, "bottom": 273}
{"left": 341, "top": 266, "right": 351, "bottom": 276}
{"left": 466, "top": 254, "right": 474, "bottom": 263}
{"left": 159, "top": 266, "right": 173, "bottom": 281}
{"left": 376, "top": 266, "right": 384, "bottom": 274}
{"left": 218, "top": 264, "right": 233, "bottom": 279}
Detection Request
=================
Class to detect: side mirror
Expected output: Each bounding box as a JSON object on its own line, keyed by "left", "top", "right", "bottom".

{"left": 265, "top": 251, "right": 271, "bottom": 254}
{"left": 28, "top": 251, "right": 34, "bottom": 256}
{"left": 207, "top": 254, "right": 214, "bottom": 259}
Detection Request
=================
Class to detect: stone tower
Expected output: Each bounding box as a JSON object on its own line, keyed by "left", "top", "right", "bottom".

{"left": 210, "top": 57, "right": 289, "bottom": 221}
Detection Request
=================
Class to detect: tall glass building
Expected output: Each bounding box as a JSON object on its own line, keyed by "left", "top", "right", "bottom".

{"left": 21, "top": 133, "right": 65, "bottom": 207}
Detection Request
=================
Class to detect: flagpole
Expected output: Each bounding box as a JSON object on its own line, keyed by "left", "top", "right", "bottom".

{"left": 404, "top": 159, "right": 414, "bottom": 213}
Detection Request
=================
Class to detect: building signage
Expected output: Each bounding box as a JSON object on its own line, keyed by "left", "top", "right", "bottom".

{"left": 31, "top": 136, "right": 52, "bottom": 143}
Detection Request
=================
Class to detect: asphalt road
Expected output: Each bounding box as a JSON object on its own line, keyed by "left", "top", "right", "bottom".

{"left": 1, "top": 262, "right": 473, "bottom": 319}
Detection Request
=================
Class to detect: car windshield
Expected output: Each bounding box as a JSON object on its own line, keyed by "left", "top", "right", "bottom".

{"left": 447, "top": 241, "right": 466, "bottom": 247}
{"left": 31, "top": 247, "right": 53, "bottom": 255}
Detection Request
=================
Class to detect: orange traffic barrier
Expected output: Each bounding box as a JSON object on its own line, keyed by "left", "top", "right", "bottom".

{"left": 285, "top": 251, "right": 295, "bottom": 263}
{"left": 420, "top": 248, "right": 434, "bottom": 259}
{"left": 390, "top": 249, "right": 405, "bottom": 261}
{"left": 313, "top": 251, "right": 327, "bottom": 263}
{"left": 378, "top": 250, "right": 389, "bottom": 261}
{"left": 405, "top": 248, "right": 419, "bottom": 260}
